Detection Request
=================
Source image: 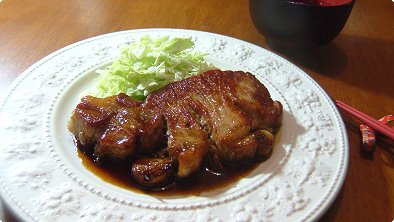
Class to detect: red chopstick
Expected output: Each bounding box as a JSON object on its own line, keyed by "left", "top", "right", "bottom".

{"left": 335, "top": 100, "right": 394, "bottom": 141}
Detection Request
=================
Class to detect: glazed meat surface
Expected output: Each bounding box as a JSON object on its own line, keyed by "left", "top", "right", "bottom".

{"left": 68, "top": 70, "right": 283, "bottom": 183}
{"left": 68, "top": 93, "right": 144, "bottom": 159}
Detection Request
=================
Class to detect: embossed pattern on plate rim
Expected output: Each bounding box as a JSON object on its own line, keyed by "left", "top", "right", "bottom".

{"left": 0, "top": 28, "right": 348, "bottom": 222}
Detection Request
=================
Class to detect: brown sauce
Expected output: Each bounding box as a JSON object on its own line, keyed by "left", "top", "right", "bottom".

{"left": 76, "top": 145, "right": 263, "bottom": 196}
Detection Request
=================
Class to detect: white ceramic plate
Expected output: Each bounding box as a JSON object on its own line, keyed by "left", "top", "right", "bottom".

{"left": 0, "top": 29, "right": 348, "bottom": 222}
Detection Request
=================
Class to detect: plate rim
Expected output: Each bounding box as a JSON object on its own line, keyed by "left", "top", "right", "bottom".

{"left": 0, "top": 28, "right": 349, "bottom": 222}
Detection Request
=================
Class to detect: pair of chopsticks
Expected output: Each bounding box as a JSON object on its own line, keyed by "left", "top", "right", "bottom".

{"left": 336, "top": 100, "right": 394, "bottom": 141}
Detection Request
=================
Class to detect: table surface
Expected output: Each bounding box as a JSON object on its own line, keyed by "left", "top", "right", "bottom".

{"left": 0, "top": 0, "right": 393, "bottom": 221}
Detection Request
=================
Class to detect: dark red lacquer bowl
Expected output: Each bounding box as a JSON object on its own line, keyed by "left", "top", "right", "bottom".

{"left": 249, "top": 0, "right": 355, "bottom": 49}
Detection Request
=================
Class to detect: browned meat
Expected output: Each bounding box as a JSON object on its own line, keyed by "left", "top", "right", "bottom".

{"left": 96, "top": 107, "right": 142, "bottom": 159}
{"left": 68, "top": 70, "right": 282, "bottom": 185}
{"left": 67, "top": 93, "right": 143, "bottom": 158}
{"left": 143, "top": 70, "right": 282, "bottom": 166}
{"left": 142, "top": 88, "right": 209, "bottom": 177}
{"left": 131, "top": 157, "right": 177, "bottom": 187}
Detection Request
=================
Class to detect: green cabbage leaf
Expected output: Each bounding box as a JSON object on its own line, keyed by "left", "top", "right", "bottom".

{"left": 92, "top": 36, "right": 214, "bottom": 100}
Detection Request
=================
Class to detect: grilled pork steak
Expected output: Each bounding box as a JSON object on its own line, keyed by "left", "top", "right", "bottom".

{"left": 68, "top": 93, "right": 144, "bottom": 159}
{"left": 68, "top": 70, "right": 283, "bottom": 186}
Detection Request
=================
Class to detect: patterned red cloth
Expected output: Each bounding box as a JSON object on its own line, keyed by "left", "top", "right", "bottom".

{"left": 360, "top": 124, "right": 376, "bottom": 152}
{"left": 289, "top": 0, "right": 352, "bottom": 6}
{"left": 360, "top": 114, "right": 394, "bottom": 152}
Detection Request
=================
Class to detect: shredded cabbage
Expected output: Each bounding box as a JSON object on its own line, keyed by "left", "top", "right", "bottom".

{"left": 92, "top": 36, "right": 214, "bottom": 100}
